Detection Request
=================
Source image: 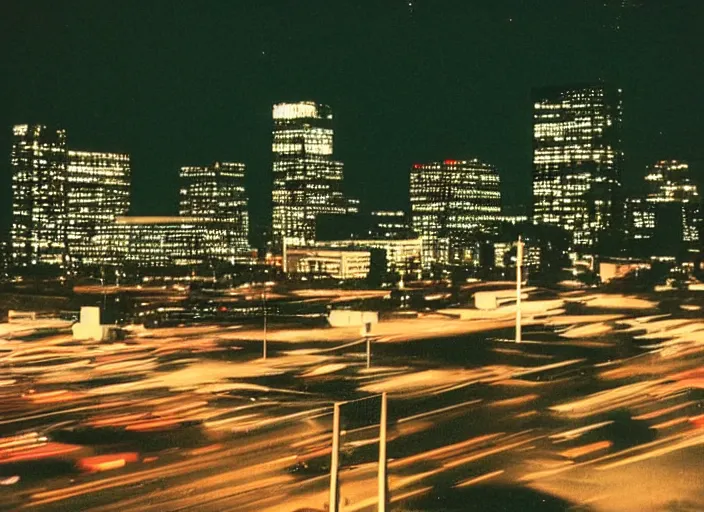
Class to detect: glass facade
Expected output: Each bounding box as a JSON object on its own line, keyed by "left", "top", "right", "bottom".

{"left": 10, "top": 124, "right": 68, "bottom": 268}
{"left": 180, "top": 162, "right": 250, "bottom": 263}
{"left": 67, "top": 150, "right": 131, "bottom": 266}
{"left": 271, "top": 102, "right": 348, "bottom": 250}
{"left": 532, "top": 84, "right": 623, "bottom": 251}
{"left": 410, "top": 159, "right": 501, "bottom": 265}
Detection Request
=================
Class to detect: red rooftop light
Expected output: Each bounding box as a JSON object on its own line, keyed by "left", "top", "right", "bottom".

{"left": 444, "top": 159, "right": 458, "bottom": 165}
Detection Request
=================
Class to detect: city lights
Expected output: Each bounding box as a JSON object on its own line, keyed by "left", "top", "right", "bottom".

{"left": 532, "top": 85, "right": 623, "bottom": 252}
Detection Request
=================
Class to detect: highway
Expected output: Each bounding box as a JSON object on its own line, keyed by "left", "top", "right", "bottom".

{"left": 1, "top": 291, "right": 704, "bottom": 511}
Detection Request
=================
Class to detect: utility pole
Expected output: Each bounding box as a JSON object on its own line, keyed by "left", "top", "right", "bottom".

{"left": 262, "top": 288, "right": 267, "bottom": 360}
{"left": 516, "top": 236, "right": 524, "bottom": 344}
{"left": 282, "top": 237, "right": 288, "bottom": 274}
{"left": 328, "top": 402, "right": 341, "bottom": 512}
{"left": 378, "top": 392, "right": 388, "bottom": 512}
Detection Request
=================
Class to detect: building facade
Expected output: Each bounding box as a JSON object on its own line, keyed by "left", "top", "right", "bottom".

{"left": 67, "top": 150, "right": 131, "bottom": 266}
{"left": 645, "top": 160, "right": 700, "bottom": 245}
{"left": 286, "top": 247, "right": 371, "bottom": 280}
{"left": 626, "top": 160, "right": 701, "bottom": 258}
{"left": 180, "top": 161, "right": 250, "bottom": 262}
{"left": 271, "top": 102, "right": 348, "bottom": 250}
{"left": 10, "top": 124, "right": 68, "bottom": 268}
{"left": 93, "top": 216, "right": 220, "bottom": 268}
{"left": 410, "top": 159, "right": 501, "bottom": 266}
{"left": 316, "top": 238, "right": 422, "bottom": 276}
{"left": 369, "top": 210, "right": 414, "bottom": 239}
{"left": 532, "top": 84, "right": 623, "bottom": 252}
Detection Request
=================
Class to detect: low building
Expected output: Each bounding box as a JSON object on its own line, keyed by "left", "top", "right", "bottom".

{"left": 91, "top": 216, "right": 255, "bottom": 269}
{"left": 494, "top": 241, "right": 541, "bottom": 270}
{"left": 286, "top": 247, "right": 371, "bottom": 280}
{"left": 315, "top": 238, "right": 422, "bottom": 276}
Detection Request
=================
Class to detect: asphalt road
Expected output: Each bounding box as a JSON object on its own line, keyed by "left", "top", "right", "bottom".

{"left": 1, "top": 292, "right": 704, "bottom": 511}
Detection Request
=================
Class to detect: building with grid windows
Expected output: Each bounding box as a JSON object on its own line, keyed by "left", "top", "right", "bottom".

{"left": 626, "top": 160, "right": 701, "bottom": 257}
{"left": 271, "top": 102, "right": 349, "bottom": 250}
{"left": 10, "top": 124, "right": 68, "bottom": 269}
{"left": 92, "top": 216, "right": 222, "bottom": 269}
{"left": 410, "top": 159, "right": 501, "bottom": 266}
{"left": 180, "top": 161, "right": 250, "bottom": 263}
{"left": 532, "top": 84, "right": 623, "bottom": 252}
{"left": 66, "top": 150, "right": 131, "bottom": 266}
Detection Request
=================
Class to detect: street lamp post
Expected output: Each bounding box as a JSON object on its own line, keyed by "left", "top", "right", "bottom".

{"left": 516, "top": 236, "right": 524, "bottom": 344}
{"left": 262, "top": 288, "right": 267, "bottom": 360}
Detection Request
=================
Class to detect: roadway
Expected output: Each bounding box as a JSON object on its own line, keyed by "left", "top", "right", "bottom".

{"left": 1, "top": 291, "right": 704, "bottom": 511}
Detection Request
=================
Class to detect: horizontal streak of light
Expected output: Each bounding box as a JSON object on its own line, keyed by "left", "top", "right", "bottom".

{"left": 456, "top": 469, "right": 505, "bottom": 488}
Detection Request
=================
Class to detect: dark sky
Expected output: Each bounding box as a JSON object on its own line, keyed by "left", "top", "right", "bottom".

{"left": 1, "top": 0, "right": 703, "bottom": 244}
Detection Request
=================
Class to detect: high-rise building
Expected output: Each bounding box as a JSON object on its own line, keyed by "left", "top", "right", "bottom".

{"left": 271, "top": 102, "right": 348, "bottom": 250}
{"left": 0, "top": 238, "right": 8, "bottom": 277}
{"left": 370, "top": 210, "right": 414, "bottom": 239}
{"left": 180, "top": 162, "right": 250, "bottom": 262}
{"left": 10, "top": 124, "right": 68, "bottom": 268}
{"left": 66, "top": 150, "right": 131, "bottom": 266}
{"left": 645, "top": 160, "right": 700, "bottom": 245}
{"left": 410, "top": 159, "right": 501, "bottom": 265}
{"left": 532, "top": 84, "right": 623, "bottom": 252}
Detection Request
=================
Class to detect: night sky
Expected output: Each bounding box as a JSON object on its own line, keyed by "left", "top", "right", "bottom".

{"left": 2, "top": 0, "right": 703, "bottom": 246}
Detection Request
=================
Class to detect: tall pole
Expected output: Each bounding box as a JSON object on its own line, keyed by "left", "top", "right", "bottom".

{"left": 282, "top": 237, "right": 288, "bottom": 274}
{"left": 516, "top": 236, "right": 524, "bottom": 344}
{"left": 329, "top": 402, "right": 341, "bottom": 512}
{"left": 366, "top": 335, "right": 371, "bottom": 369}
{"left": 377, "top": 392, "right": 388, "bottom": 512}
{"left": 262, "top": 289, "right": 267, "bottom": 359}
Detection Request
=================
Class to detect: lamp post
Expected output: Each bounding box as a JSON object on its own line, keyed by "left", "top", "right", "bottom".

{"left": 516, "top": 236, "right": 524, "bottom": 344}
{"left": 262, "top": 287, "right": 267, "bottom": 359}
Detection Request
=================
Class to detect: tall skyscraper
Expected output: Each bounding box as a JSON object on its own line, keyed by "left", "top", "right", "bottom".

{"left": 10, "top": 124, "right": 68, "bottom": 268}
{"left": 410, "top": 159, "right": 501, "bottom": 265}
{"left": 271, "top": 101, "right": 347, "bottom": 250}
{"left": 532, "top": 84, "right": 623, "bottom": 252}
{"left": 180, "top": 161, "right": 250, "bottom": 262}
{"left": 67, "top": 150, "right": 131, "bottom": 266}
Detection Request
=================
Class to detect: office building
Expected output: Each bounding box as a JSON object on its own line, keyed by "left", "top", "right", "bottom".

{"left": 493, "top": 241, "right": 541, "bottom": 270}
{"left": 285, "top": 247, "right": 371, "bottom": 280}
{"left": 626, "top": 160, "right": 701, "bottom": 257}
{"left": 532, "top": 84, "right": 623, "bottom": 252}
{"left": 370, "top": 210, "right": 414, "bottom": 239}
{"left": 645, "top": 160, "right": 700, "bottom": 245}
{"left": 271, "top": 102, "right": 348, "bottom": 250}
{"left": 10, "top": 124, "right": 68, "bottom": 268}
{"left": 67, "top": 150, "right": 131, "bottom": 266}
{"left": 180, "top": 161, "right": 250, "bottom": 262}
{"left": 0, "top": 239, "right": 8, "bottom": 276}
{"left": 93, "top": 216, "right": 217, "bottom": 268}
{"left": 410, "top": 159, "right": 501, "bottom": 265}
{"left": 316, "top": 237, "right": 422, "bottom": 276}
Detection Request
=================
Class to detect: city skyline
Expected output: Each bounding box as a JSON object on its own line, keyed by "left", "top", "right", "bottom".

{"left": 2, "top": 1, "right": 703, "bottom": 248}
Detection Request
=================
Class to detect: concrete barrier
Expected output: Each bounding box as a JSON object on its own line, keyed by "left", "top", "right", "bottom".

{"left": 8, "top": 310, "right": 37, "bottom": 323}
{"left": 474, "top": 288, "right": 534, "bottom": 310}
